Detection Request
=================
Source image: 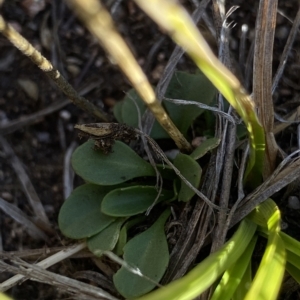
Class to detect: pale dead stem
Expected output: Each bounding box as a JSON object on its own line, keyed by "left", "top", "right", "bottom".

{"left": 0, "top": 136, "right": 52, "bottom": 231}
{"left": 0, "top": 15, "right": 110, "bottom": 122}
{"left": 252, "top": 0, "right": 278, "bottom": 176}
{"left": 0, "top": 245, "right": 118, "bottom": 300}
{"left": 0, "top": 244, "right": 87, "bottom": 291}
{"left": 142, "top": 0, "right": 212, "bottom": 135}
{"left": 65, "top": 0, "right": 192, "bottom": 153}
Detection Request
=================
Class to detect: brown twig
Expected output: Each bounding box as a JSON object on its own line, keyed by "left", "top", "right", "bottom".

{"left": 142, "top": 0, "right": 211, "bottom": 135}
{"left": 66, "top": 0, "right": 192, "bottom": 153}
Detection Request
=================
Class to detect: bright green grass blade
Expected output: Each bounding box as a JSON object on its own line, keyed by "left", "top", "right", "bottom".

{"left": 287, "top": 250, "right": 300, "bottom": 270}
{"left": 232, "top": 258, "right": 252, "bottom": 300}
{"left": 134, "top": 0, "right": 265, "bottom": 183}
{"left": 245, "top": 199, "right": 286, "bottom": 300}
{"left": 280, "top": 231, "right": 300, "bottom": 257}
{"left": 211, "top": 235, "right": 257, "bottom": 300}
{"left": 286, "top": 262, "right": 300, "bottom": 284}
{"left": 136, "top": 219, "right": 257, "bottom": 300}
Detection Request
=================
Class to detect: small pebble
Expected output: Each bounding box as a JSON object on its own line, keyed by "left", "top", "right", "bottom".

{"left": 1, "top": 192, "right": 13, "bottom": 201}
{"left": 59, "top": 110, "right": 71, "bottom": 121}
{"left": 67, "top": 64, "right": 80, "bottom": 77}
{"left": 287, "top": 196, "right": 300, "bottom": 210}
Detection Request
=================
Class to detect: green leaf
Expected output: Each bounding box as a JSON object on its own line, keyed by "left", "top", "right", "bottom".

{"left": 280, "top": 232, "right": 300, "bottom": 257}
{"left": 113, "top": 209, "right": 171, "bottom": 298}
{"left": 121, "top": 89, "right": 147, "bottom": 127}
{"left": 190, "top": 137, "right": 220, "bottom": 160}
{"left": 101, "top": 186, "right": 174, "bottom": 217}
{"left": 163, "top": 71, "right": 216, "bottom": 136}
{"left": 233, "top": 259, "right": 252, "bottom": 300}
{"left": 156, "top": 164, "right": 176, "bottom": 180}
{"left": 72, "top": 140, "right": 155, "bottom": 185}
{"left": 114, "top": 216, "right": 146, "bottom": 256}
{"left": 174, "top": 152, "right": 201, "bottom": 202}
{"left": 211, "top": 236, "right": 257, "bottom": 300}
{"left": 87, "top": 218, "right": 126, "bottom": 257}
{"left": 113, "top": 101, "right": 124, "bottom": 123}
{"left": 115, "top": 71, "right": 216, "bottom": 139}
{"left": 286, "top": 262, "right": 300, "bottom": 284}
{"left": 245, "top": 199, "right": 286, "bottom": 300}
{"left": 58, "top": 184, "right": 115, "bottom": 239}
{"left": 136, "top": 219, "right": 257, "bottom": 300}
{"left": 287, "top": 250, "right": 300, "bottom": 271}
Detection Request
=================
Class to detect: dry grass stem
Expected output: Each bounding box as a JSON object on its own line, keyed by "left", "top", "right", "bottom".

{"left": 0, "top": 99, "right": 70, "bottom": 135}
{"left": 0, "top": 255, "right": 117, "bottom": 300}
{"left": 273, "top": 106, "right": 300, "bottom": 134}
{"left": 0, "top": 136, "right": 51, "bottom": 229}
{"left": 63, "top": 141, "right": 77, "bottom": 199}
{"left": 66, "top": 0, "right": 192, "bottom": 152}
{"left": 272, "top": 7, "right": 300, "bottom": 94}
{"left": 0, "top": 15, "right": 109, "bottom": 122}
{"left": 0, "top": 243, "right": 86, "bottom": 292}
{"left": 143, "top": 0, "right": 211, "bottom": 135}
{"left": 252, "top": 0, "right": 278, "bottom": 176}
{"left": 0, "top": 197, "right": 48, "bottom": 242}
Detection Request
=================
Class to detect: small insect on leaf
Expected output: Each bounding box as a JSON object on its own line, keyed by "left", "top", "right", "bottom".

{"left": 75, "top": 123, "right": 115, "bottom": 138}
{"left": 75, "top": 123, "right": 138, "bottom": 153}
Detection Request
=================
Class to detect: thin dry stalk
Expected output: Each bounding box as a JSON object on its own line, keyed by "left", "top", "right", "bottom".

{"left": 63, "top": 141, "right": 77, "bottom": 199}
{"left": 66, "top": 0, "right": 192, "bottom": 153}
{"left": 0, "top": 242, "right": 86, "bottom": 291}
{"left": 274, "top": 106, "right": 300, "bottom": 134}
{"left": 272, "top": 6, "right": 300, "bottom": 94}
{"left": 0, "top": 136, "right": 51, "bottom": 229}
{"left": 232, "top": 152, "right": 300, "bottom": 226}
{"left": 142, "top": 0, "right": 211, "bottom": 135}
{"left": 252, "top": 0, "right": 278, "bottom": 176}
{"left": 0, "top": 256, "right": 118, "bottom": 300}
{"left": 211, "top": 122, "right": 236, "bottom": 252}
{"left": 0, "top": 99, "right": 70, "bottom": 135}
{"left": 0, "top": 197, "right": 48, "bottom": 242}
{"left": 0, "top": 15, "right": 109, "bottom": 122}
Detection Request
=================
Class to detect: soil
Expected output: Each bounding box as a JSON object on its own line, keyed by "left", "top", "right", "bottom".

{"left": 0, "top": 0, "right": 300, "bottom": 299}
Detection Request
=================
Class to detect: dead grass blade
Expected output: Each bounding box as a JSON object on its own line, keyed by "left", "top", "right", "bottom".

{"left": 0, "top": 136, "right": 51, "bottom": 229}
{"left": 0, "top": 243, "right": 86, "bottom": 291}
{"left": 252, "top": 0, "right": 278, "bottom": 176}
{"left": 0, "top": 15, "right": 109, "bottom": 122}
{"left": 272, "top": 6, "right": 300, "bottom": 94}
{"left": 66, "top": 0, "right": 192, "bottom": 153}
{"left": 142, "top": 0, "right": 211, "bottom": 135}
{"left": 274, "top": 106, "right": 300, "bottom": 134}
{"left": 0, "top": 197, "right": 48, "bottom": 242}
{"left": 231, "top": 153, "right": 300, "bottom": 227}
{"left": 63, "top": 141, "right": 77, "bottom": 199}
{"left": 0, "top": 99, "right": 70, "bottom": 135}
{"left": 0, "top": 251, "right": 118, "bottom": 300}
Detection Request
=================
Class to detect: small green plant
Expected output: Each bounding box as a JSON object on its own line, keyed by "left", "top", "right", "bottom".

{"left": 58, "top": 71, "right": 219, "bottom": 298}
{"left": 58, "top": 1, "right": 300, "bottom": 299}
